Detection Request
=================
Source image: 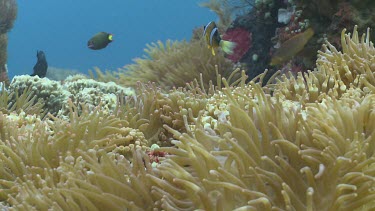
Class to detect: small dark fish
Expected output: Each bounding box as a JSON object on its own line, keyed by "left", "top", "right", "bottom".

{"left": 87, "top": 32, "right": 113, "bottom": 50}
{"left": 31, "top": 50, "right": 48, "bottom": 78}
{"left": 203, "top": 21, "right": 236, "bottom": 56}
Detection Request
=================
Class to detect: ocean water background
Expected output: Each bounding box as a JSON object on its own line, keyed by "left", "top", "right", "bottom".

{"left": 7, "top": 0, "right": 216, "bottom": 79}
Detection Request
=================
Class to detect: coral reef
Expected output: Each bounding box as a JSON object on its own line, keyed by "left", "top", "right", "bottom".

{"left": 201, "top": 0, "right": 375, "bottom": 83}
{"left": 8, "top": 75, "right": 68, "bottom": 115}
{"left": 8, "top": 75, "right": 134, "bottom": 116}
{"left": 230, "top": 0, "right": 284, "bottom": 80}
{"left": 62, "top": 76, "right": 134, "bottom": 114}
{"left": 0, "top": 27, "right": 373, "bottom": 210}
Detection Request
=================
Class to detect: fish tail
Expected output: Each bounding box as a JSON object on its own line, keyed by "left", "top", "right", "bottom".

{"left": 220, "top": 40, "right": 236, "bottom": 55}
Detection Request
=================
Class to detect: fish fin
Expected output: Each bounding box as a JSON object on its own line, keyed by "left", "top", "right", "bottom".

{"left": 211, "top": 48, "right": 216, "bottom": 56}
{"left": 220, "top": 40, "right": 236, "bottom": 55}
{"left": 269, "top": 57, "right": 281, "bottom": 66}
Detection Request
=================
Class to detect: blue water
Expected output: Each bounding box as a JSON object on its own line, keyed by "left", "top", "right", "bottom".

{"left": 7, "top": 0, "right": 216, "bottom": 79}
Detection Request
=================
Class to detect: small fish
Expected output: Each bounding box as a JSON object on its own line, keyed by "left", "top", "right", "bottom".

{"left": 31, "top": 50, "right": 48, "bottom": 78}
{"left": 203, "top": 21, "right": 236, "bottom": 56}
{"left": 87, "top": 32, "right": 113, "bottom": 50}
{"left": 270, "top": 28, "right": 314, "bottom": 66}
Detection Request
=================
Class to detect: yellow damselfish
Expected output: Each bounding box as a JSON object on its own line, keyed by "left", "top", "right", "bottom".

{"left": 270, "top": 28, "right": 314, "bottom": 65}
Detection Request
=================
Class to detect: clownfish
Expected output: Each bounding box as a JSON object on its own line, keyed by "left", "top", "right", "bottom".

{"left": 203, "top": 21, "right": 236, "bottom": 56}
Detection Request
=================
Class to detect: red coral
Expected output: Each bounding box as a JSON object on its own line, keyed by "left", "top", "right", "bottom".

{"left": 222, "top": 28, "right": 252, "bottom": 62}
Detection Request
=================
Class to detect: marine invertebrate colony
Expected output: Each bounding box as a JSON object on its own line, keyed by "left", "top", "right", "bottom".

{"left": 8, "top": 75, "right": 134, "bottom": 116}
{"left": 94, "top": 39, "right": 236, "bottom": 91}
{"left": 222, "top": 27, "right": 252, "bottom": 62}
{"left": 200, "top": 0, "right": 375, "bottom": 83}
{"left": 0, "top": 27, "right": 373, "bottom": 210}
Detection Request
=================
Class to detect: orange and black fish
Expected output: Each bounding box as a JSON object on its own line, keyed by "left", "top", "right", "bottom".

{"left": 203, "top": 21, "right": 236, "bottom": 56}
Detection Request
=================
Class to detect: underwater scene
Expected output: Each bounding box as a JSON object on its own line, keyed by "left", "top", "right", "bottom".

{"left": 0, "top": 0, "right": 375, "bottom": 210}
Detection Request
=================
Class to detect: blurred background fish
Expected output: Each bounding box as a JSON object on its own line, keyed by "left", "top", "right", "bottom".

{"left": 203, "top": 21, "right": 236, "bottom": 56}
{"left": 87, "top": 32, "right": 113, "bottom": 50}
{"left": 30, "top": 50, "right": 48, "bottom": 78}
{"left": 270, "top": 28, "right": 315, "bottom": 66}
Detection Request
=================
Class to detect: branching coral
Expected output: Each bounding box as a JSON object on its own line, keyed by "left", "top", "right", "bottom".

{"left": 9, "top": 75, "right": 69, "bottom": 115}
{"left": 9, "top": 75, "right": 134, "bottom": 116}
{"left": 61, "top": 76, "right": 134, "bottom": 115}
